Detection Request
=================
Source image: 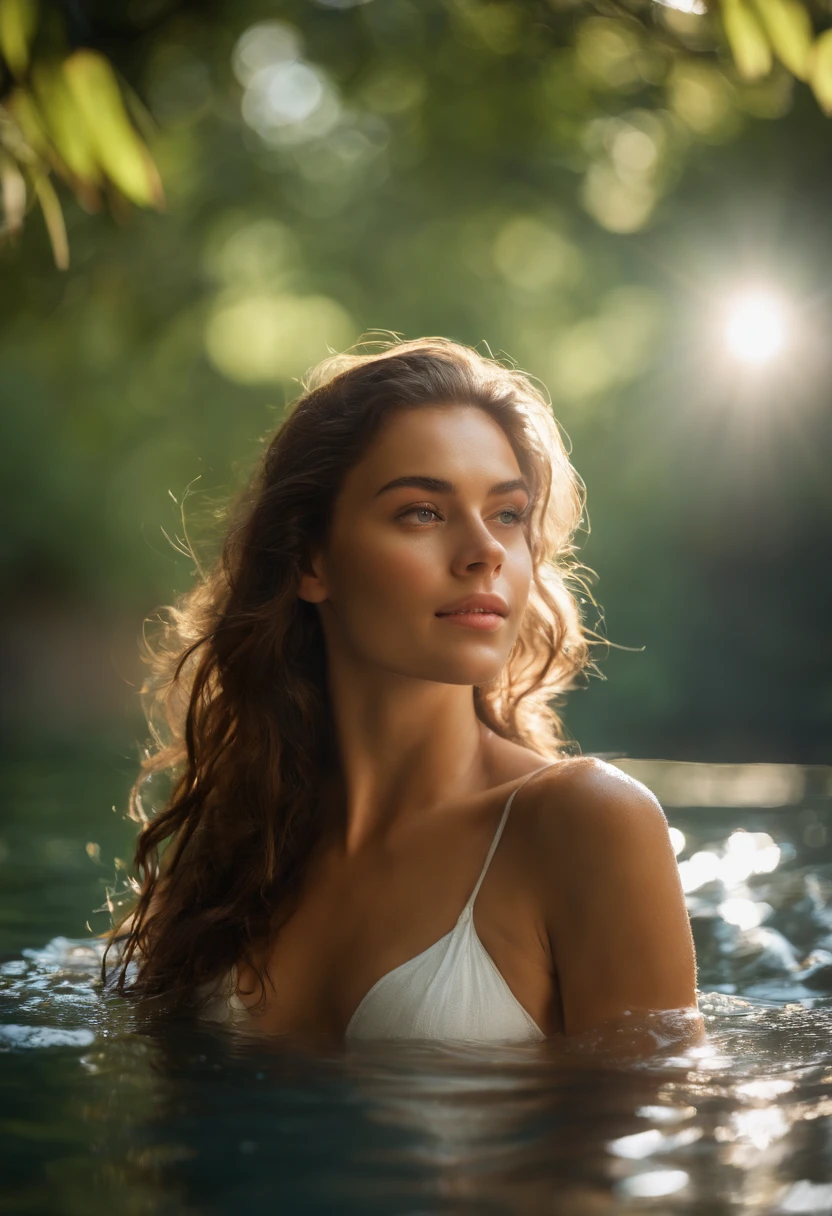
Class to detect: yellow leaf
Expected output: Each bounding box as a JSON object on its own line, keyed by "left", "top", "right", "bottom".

{"left": 62, "top": 49, "right": 164, "bottom": 209}
{"left": 32, "top": 172, "right": 68, "bottom": 269}
{"left": 721, "top": 0, "right": 773, "bottom": 80}
{"left": 807, "top": 28, "right": 832, "bottom": 113}
{"left": 32, "top": 61, "right": 100, "bottom": 183}
{"left": 747, "top": 0, "right": 813, "bottom": 79}
{"left": 0, "top": 0, "right": 38, "bottom": 78}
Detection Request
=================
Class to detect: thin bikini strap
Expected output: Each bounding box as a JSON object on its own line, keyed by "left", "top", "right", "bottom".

{"left": 460, "top": 761, "right": 560, "bottom": 918}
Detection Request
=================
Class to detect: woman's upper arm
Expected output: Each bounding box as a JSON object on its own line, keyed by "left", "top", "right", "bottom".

{"left": 534, "top": 760, "right": 703, "bottom": 1043}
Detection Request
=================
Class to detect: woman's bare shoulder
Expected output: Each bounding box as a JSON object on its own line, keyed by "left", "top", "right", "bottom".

{"left": 523, "top": 758, "right": 697, "bottom": 1038}
{"left": 523, "top": 756, "right": 668, "bottom": 851}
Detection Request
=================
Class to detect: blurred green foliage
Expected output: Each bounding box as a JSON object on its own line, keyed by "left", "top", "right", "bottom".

{"left": 0, "top": 0, "right": 164, "bottom": 266}
{"left": 0, "top": 0, "right": 830, "bottom": 763}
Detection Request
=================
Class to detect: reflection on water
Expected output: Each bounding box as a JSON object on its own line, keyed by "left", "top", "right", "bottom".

{"left": 2, "top": 747, "right": 832, "bottom": 1214}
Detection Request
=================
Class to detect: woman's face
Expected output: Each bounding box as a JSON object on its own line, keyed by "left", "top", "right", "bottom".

{"left": 301, "top": 404, "right": 535, "bottom": 687}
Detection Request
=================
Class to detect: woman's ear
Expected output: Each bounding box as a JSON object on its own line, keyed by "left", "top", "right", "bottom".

{"left": 297, "top": 549, "right": 329, "bottom": 604}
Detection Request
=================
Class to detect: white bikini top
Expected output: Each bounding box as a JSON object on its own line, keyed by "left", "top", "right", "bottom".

{"left": 201, "top": 762, "right": 557, "bottom": 1042}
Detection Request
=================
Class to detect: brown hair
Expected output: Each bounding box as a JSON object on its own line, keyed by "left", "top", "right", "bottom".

{"left": 104, "top": 335, "right": 603, "bottom": 1007}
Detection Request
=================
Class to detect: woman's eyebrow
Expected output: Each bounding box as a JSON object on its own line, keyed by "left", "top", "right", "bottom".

{"left": 374, "top": 475, "right": 530, "bottom": 498}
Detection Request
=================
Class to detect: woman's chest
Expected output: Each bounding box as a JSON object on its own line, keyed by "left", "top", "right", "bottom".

{"left": 231, "top": 815, "right": 565, "bottom": 1038}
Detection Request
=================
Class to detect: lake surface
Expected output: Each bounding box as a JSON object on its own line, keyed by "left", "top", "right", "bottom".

{"left": 2, "top": 738, "right": 832, "bottom": 1214}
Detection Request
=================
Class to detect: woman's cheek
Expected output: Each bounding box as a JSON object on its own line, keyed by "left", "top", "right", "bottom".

{"left": 367, "top": 541, "right": 438, "bottom": 609}
{"left": 391, "top": 539, "right": 440, "bottom": 584}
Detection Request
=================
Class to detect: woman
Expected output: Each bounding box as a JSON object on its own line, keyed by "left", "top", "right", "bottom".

{"left": 107, "top": 335, "right": 702, "bottom": 1049}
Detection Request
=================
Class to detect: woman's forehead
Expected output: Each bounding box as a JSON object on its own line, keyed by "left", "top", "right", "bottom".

{"left": 355, "top": 405, "right": 521, "bottom": 484}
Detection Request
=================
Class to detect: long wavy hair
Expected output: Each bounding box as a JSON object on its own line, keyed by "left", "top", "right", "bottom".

{"left": 104, "top": 334, "right": 604, "bottom": 1008}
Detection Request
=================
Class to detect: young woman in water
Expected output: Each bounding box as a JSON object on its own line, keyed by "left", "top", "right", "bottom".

{"left": 108, "top": 335, "right": 702, "bottom": 1051}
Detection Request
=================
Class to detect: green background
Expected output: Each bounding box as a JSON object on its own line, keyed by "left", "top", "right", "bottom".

{"left": 2, "top": 0, "right": 830, "bottom": 766}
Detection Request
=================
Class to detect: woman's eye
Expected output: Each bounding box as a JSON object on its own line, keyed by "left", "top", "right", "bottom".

{"left": 399, "top": 505, "right": 526, "bottom": 526}
{"left": 398, "top": 506, "right": 440, "bottom": 524}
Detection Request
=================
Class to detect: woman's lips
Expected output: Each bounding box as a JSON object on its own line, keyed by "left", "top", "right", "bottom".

{"left": 435, "top": 611, "right": 505, "bottom": 631}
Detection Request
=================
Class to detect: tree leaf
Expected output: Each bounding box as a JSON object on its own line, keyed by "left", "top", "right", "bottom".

{"left": 747, "top": 0, "right": 813, "bottom": 80}
{"left": 807, "top": 28, "right": 832, "bottom": 114}
{"left": 32, "top": 60, "right": 100, "bottom": 184}
{"left": 0, "top": 149, "right": 26, "bottom": 232}
{"left": 32, "top": 171, "right": 68, "bottom": 269}
{"left": 721, "top": 0, "right": 773, "bottom": 81}
{"left": 0, "top": 0, "right": 38, "bottom": 78}
{"left": 4, "top": 88, "right": 51, "bottom": 161}
{"left": 62, "top": 49, "right": 164, "bottom": 209}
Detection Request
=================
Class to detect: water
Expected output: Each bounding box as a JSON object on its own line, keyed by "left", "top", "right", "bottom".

{"left": 3, "top": 740, "right": 832, "bottom": 1214}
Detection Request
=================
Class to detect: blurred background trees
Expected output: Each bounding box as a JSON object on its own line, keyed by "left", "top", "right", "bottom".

{"left": 1, "top": 0, "right": 830, "bottom": 763}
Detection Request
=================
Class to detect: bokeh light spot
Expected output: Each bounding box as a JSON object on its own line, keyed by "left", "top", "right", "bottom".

{"left": 204, "top": 292, "right": 356, "bottom": 384}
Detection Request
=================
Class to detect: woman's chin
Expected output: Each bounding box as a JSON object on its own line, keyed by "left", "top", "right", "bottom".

{"left": 421, "top": 654, "right": 509, "bottom": 687}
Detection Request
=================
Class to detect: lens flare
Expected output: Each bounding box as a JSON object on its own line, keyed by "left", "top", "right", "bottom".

{"left": 723, "top": 290, "right": 789, "bottom": 365}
